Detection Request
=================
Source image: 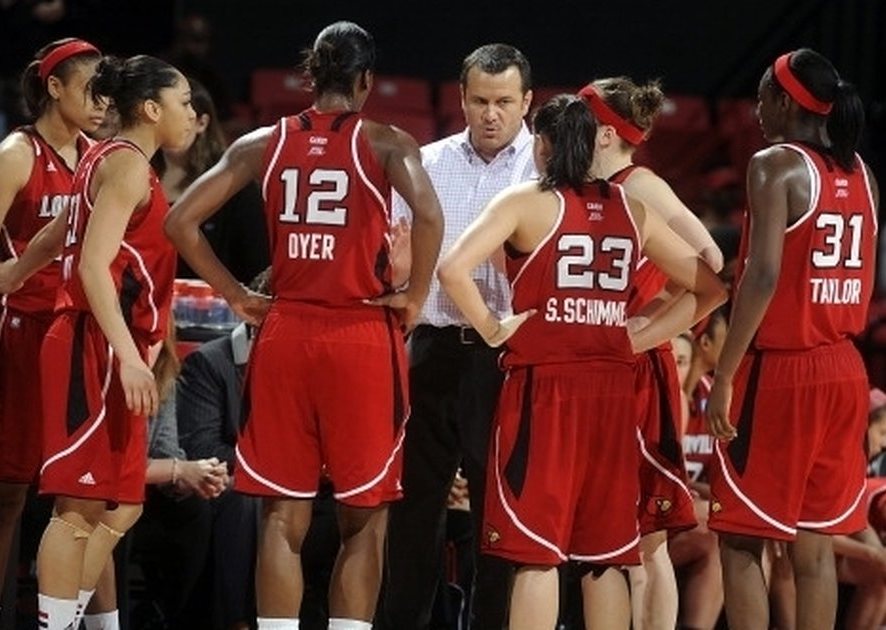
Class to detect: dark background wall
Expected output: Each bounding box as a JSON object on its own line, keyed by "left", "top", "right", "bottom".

{"left": 1, "top": 0, "right": 884, "bottom": 184}
{"left": 181, "top": 0, "right": 884, "bottom": 101}
{"left": 3, "top": 0, "right": 883, "bottom": 108}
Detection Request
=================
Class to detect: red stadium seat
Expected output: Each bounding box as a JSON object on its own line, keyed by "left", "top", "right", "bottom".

{"left": 437, "top": 80, "right": 462, "bottom": 118}
{"left": 363, "top": 109, "right": 437, "bottom": 145}
{"left": 251, "top": 68, "right": 314, "bottom": 124}
{"left": 717, "top": 98, "right": 766, "bottom": 174}
{"left": 365, "top": 75, "right": 432, "bottom": 114}
{"left": 635, "top": 95, "right": 721, "bottom": 185}
{"left": 531, "top": 85, "right": 580, "bottom": 111}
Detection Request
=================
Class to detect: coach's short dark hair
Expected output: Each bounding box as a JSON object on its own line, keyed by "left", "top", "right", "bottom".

{"left": 460, "top": 44, "right": 531, "bottom": 93}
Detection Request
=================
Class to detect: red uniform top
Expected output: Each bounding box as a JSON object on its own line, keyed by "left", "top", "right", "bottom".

{"left": 736, "top": 143, "right": 878, "bottom": 350}
{"left": 608, "top": 165, "right": 669, "bottom": 317}
{"left": 1, "top": 127, "right": 92, "bottom": 313}
{"left": 683, "top": 374, "right": 715, "bottom": 482}
{"left": 57, "top": 139, "right": 175, "bottom": 346}
{"left": 260, "top": 109, "right": 393, "bottom": 306}
{"left": 503, "top": 181, "right": 639, "bottom": 368}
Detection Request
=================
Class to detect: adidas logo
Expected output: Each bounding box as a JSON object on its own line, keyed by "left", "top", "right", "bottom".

{"left": 46, "top": 161, "right": 57, "bottom": 173}
{"left": 78, "top": 471, "right": 96, "bottom": 485}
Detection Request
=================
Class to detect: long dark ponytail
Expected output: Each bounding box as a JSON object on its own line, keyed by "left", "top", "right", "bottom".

{"left": 777, "top": 48, "right": 864, "bottom": 171}
{"left": 534, "top": 95, "right": 597, "bottom": 193}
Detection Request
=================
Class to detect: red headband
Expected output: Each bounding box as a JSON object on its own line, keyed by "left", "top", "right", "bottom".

{"left": 39, "top": 40, "right": 100, "bottom": 83}
{"left": 773, "top": 53, "right": 832, "bottom": 115}
{"left": 578, "top": 83, "right": 647, "bottom": 146}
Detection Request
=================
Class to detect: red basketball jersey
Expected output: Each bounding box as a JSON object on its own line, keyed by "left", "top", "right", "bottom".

{"left": 57, "top": 139, "right": 175, "bottom": 345}
{"left": 1, "top": 127, "right": 92, "bottom": 313}
{"left": 503, "top": 181, "right": 639, "bottom": 368}
{"left": 260, "top": 109, "right": 393, "bottom": 305}
{"left": 683, "top": 374, "right": 715, "bottom": 482}
{"left": 736, "top": 143, "right": 877, "bottom": 350}
{"left": 608, "top": 166, "right": 668, "bottom": 317}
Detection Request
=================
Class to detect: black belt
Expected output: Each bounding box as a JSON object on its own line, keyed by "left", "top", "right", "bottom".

{"left": 415, "top": 324, "right": 487, "bottom": 345}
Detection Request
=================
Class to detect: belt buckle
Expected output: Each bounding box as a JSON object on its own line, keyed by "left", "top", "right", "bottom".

{"left": 458, "top": 326, "right": 476, "bottom": 345}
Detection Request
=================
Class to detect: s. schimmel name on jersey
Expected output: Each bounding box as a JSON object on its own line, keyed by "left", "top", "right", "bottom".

{"left": 810, "top": 277, "right": 862, "bottom": 304}
{"left": 544, "top": 297, "right": 628, "bottom": 326}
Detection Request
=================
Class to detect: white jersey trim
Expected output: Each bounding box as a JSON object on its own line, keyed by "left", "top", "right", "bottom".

{"left": 350, "top": 119, "right": 389, "bottom": 223}
{"left": 261, "top": 118, "right": 287, "bottom": 203}
{"left": 615, "top": 183, "right": 643, "bottom": 250}
{"left": 121, "top": 240, "right": 159, "bottom": 335}
{"left": 41, "top": 341, "right": 115, "bottom": 475}
{"left": 334, "top": 405, "right": 410, "bottom": 500}
{"left": 235, "top": 445, "right": 318, "bottom": 499}
{"left": 713, "top": 440, "right": 797, "bottom": 536}
{"left": 636, "top": 426, "right": 694, "bottom": 503}
{"left": 797, "top": 482, "right": 866, "bottom": 529}
{"left": 568, "top": 532, "right": 641, "bottom": 563}
{"left": 492, "top": 426, "right": 568, "bottom": 562}
{"left": 510, "top": 191, "right": 565, "bottom": 290}
{"left": 1, "top": 226, "right": 16, "bottom": 261}
{"left": 779, "top": 143, "right": 821, "bottom": 235}
{"left": 82, "top": 141, "right": 134, "bottom": 212}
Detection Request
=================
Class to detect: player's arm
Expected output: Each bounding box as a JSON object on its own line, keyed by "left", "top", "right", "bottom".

{"left": 865, "top": 163, "right": 880, "bottom": 210}
{"left": 368, "top": 124, "right": 444, "bottom": 328}
{"left": 0, "top": 133, "right": 37, "bottom": 293}
{"left": 165, "top": 127, "right": 274, "bottom": 325}
{"left": 0, "top": 209, "right": 68, "bottom": 294}
{"left": 626, "top": 168, "right": 723, "bottom": 272}
{"left": 629, "top": 199, "right": 727, "bottom": 353}
{"left": 706, "top": 148, "right": 800, "bottom": 440}
{"left": 0, "top": 132, "right": 34, "bottom": 227}
{"left": 79, "top": 151, "right": 158, "bottom": 416}
{"left": 437, "top": 184, "right": 535, "bottom": 347}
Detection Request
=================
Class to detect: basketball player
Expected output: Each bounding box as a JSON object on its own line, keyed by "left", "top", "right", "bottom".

{"left": 706, "top": 48, "right": 879, "bottom": 630}
{"left": 164, "top": 22, "right": 444, "bottom": 630}
{"left": 35, "top": 54, "right": 194, "bottom": 630}
{"left": 438, "top": 94, "right": 726, "bottom": 630}
{"left": 0, "top": 37, "right": 104, "bottom": 600}
{"left": 580, "top": 76, "right": 722, "bottom": 630}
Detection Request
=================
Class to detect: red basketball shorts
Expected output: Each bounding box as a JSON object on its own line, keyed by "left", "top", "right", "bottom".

{"left": 234, "top": 302, "right": 408, "bottom": 508}
{"left": 0, "top": 306, "right": 53, "bottom": 483}
{"left": 40, "top": 311, "right": 148, "bottom": 505}
{"left": 482, "top": 361, "right": 641, "bottom": 567}
{"left": 635, "top": 348, "right": 696, "bottom": 535}
{"left": 708, "top": 340, "right": 869, "bottom": 540}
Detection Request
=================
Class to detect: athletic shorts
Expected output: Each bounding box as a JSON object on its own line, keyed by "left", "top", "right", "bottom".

{"left": 708, "top": 340, "right": 869, "bottom": 540}
{"left": 40, "top": 311, "right": 148, "bottom": 505}
{"left": 482, "top": 361, "right": 641, "bottom": 566}
{"left": 234, "top": 302, "right": 408, "bottom": 508}
{"left": 0, "top": 306, "right": 54, "bottom": 483}
{"left": 635, "top": 348, "right": 696, "bottom": 535}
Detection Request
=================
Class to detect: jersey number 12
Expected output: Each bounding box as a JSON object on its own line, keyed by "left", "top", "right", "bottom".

{"left": 278, "top": 168, "right": 349, "bottom": 226}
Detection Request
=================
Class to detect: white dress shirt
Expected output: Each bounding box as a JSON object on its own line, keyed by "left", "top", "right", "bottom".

{"left": 393, "top": 124, "right": 537, "bottom": 327}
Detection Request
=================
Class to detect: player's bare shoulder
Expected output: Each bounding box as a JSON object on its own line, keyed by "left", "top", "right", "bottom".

{"left": 0, "top": 131, "right": 37, "bottom": 188}
{"left": 359, "top": 119, "right": 420, "bottom": 166}
{"left": 222, "top": 124, "right": 276, "bottom": 175}
{"left": 749, "top": 144, "right": 807, "bottom": 182}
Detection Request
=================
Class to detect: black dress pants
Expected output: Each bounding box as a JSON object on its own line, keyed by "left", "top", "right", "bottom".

{"left": 381, "top": 325, "right": 513, "bottom": 629}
